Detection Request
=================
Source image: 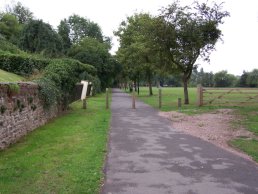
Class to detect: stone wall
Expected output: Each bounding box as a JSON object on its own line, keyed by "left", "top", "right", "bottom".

{"left": 0, "top": 82, "right": 58, "bottom": 149}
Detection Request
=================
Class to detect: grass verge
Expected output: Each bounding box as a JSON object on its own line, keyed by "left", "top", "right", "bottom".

{"left": 230, "top": 139, "right": 258, "bottom": 163}
{"left": 0, "top": 94, "right": 111, "bottom": 194}
{"left": 0, "top": 69, "right": 23, "bottom": 82}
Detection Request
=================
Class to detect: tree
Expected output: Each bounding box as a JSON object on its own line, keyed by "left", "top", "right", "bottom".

{"left": 246, "top": 69, "right": 258, "bottom": 87}
{"left": 6, "top": 1, "right": 34, "bottom": 24}
{"left": 68, "top": 37, "right": 114, "bottom": 90}
{"left": 58, "top": 19, "right": 71, "bottom": 54}
{"left": 19, "top": 20, "right": 63, "bottom": 57}
{"left": 0, "top": 13, "right": 21, "bottom": 43}
{"left": 157, "top": 1, "right": 229, "bottom": 104}
{"left": 238, "top": 71, "right": 249, "bottom": 87}
{"left": 59, "top": 14, "right": 103, "bottom": 44}
{"left": 115, "top": 13, "right": 161, "bottom": 95}
{"left": 214, "top": 70, "right": 236, "bottom": 87}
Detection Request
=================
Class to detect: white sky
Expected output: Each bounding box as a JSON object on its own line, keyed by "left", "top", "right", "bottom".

{"left": 1, "top": 0, "right": 258, "bottom": 75}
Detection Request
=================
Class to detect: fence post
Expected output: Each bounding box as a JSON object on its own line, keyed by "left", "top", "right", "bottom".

{"left": 159, "top": 88, "right": 162, "bottom": 109}
{"left": 197, "top": 84, "right": 203, "bottom": 106}
{"left": 178, "top": 98, "right": 182, "bottom": 111}
{"left": 106, "top": 88, "right": 109, "bottom": 109}
{"left": 83, "top": 98, "right": 87, "bottom": 109}
{"left": 132, "top": 90, "right": 136, "bottom": 109}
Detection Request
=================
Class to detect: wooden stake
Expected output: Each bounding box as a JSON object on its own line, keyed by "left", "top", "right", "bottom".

{"left": 159, "top": 88, "right": 162, "bottom": 109}
{"left": 197, "top": 84, "right": 203, "bottom": 106}
{"left": 132, "top": 91, "right": 136, "bottom": 109}
{"left": 83, "top": 98, "right": 87, "bottom": 109}
{"left": 178, "top": 98, "right": 182, "bottom": 111}
{"left": 106, "top": 88, "right": 109, "bottom": 109}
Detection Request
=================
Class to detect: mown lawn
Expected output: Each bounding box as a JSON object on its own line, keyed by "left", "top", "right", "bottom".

{"left": 0, "top": 94, "right": 110, "bottom": 194}
{"left": 0, "top": 69, "right": 23, "bottom": 82}
{"left": 133, "top": 86, "right": 258, "bottom": 162}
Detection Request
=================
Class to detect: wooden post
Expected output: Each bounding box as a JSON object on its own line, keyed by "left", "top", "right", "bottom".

{"left": 132, "top": 91, "right": 136, "bottom": 109}
{"left": 83, "top": 98, "right": 87, "bottom": 109}
{"left": 178, "top": 98, "right": 182, "bottom": 111}
{"left": 197, "top": 85, "right": 203, "bottom": 106}
{"left": 159, "top": 88, "right": 162, "bottom": 109}
{"left": 106, "top": 88, "right": 109, "bottom": 109}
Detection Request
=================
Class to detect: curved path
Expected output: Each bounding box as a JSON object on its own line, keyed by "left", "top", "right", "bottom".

{"left": 101, "top": 89, "right": 258, "bottom": 194}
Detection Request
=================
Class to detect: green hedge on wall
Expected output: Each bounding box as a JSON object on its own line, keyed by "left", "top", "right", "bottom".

{"left": 0, "top": 52, "right": 50, "bottom": 76}
{"left": 34, "top": 58, "right": 99, "bottom": 109}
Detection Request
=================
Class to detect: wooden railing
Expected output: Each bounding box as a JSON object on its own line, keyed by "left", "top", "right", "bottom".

{"left": 197, "top": 85, "right": 258, "bottom": 106}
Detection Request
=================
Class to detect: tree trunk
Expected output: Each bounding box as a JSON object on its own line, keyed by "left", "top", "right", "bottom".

{"left": 183, "top": 74, "right": 189, "bottom": 104}
{"left": 134, "top": 79, "right": 137, "bottom": 92}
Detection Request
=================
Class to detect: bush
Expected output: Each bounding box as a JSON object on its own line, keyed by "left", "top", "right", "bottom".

{"left": 34, "top": 77, "right": 60, "bottom": 108}
{"left": 0, "top": 52, "right": 50, "bottom": 76}
{"left": 35, "top": 58, "right": 98, "bottom": 109}
{"left": 0, "top": 37, "right": 25, "bottom": 54}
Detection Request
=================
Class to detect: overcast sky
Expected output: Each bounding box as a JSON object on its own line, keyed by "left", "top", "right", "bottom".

{"left": 1, "top": 0, "right": 258, "bottom": 75}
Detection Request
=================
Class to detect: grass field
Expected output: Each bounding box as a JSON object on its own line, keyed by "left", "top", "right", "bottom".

{"left": 0, "top": 94, "right": 110, "bottom": 194}
{"left": 133, "top": 87, "right": 258, "bottom": 162}
{"left": 0, "top": 69, "right": 23, "bottom": 82}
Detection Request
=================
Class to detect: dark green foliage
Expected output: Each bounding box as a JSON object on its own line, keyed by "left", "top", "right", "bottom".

{"left": 61, "top": 14, "right": 103, "bottom": 44}
{"left": 246, "top": 69, "right": 258, "bottom": 87}
{"left": 57, "top": 19, "right": 71, "bottom": 54}
{"left": 19, "top": 20, "right": 63, "bottom": 57}
{"left": 35, "top": 58, "right": 98, "bottom": 109}
{"left": 214, "top": 70, "right": 237, "bottom": 87}
{"left": 0, "top": 52, "right": 50, "bottom": 76}
{"left": 68, "top": 37, "right": 114, "bottom": 90}
{"left": 34, "top": 77, "right": 60, "bottom": 108}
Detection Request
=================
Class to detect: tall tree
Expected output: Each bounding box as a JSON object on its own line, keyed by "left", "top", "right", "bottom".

{"left": 157, "top": 1, "right": 229, "bottom": 104}
{"left": 58, "top": 19, "right": 71, "bottom": 54}
{"left": 6, "top": 1, "right": 34, "bottom": 24}
{"left": 214, "top": 70, "right": 236, "bottom": 87}
{"left": 0, "top": 13, "right": 21, "bottom": 43}
{"left": 115, "top": 13, "right": 161, "bottom": 95}
{"left": 246, "top": 69, "right": 258, "bottom": 87}
{"left": 68, "top": 37, "right": 114, "bottom": 90}
{"left": 19, "top": 20, "right": 63, "bottom": 57}
{"left": 59, "top": 14, "right": 103, "bottom": 44}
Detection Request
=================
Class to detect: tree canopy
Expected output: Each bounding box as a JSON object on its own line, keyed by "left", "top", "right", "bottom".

{"left": 19, "top": 20, "right": 63, "bottom": 57}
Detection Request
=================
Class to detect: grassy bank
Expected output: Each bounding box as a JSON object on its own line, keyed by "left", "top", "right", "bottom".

{"left": 0, "top": 69, "right": 23, "bottom": 82}
{"left": 133, "top": 86, "right": 258, "bottom": 162}
{"left": 0, "top": 94, "right": 110, "bottom": 194}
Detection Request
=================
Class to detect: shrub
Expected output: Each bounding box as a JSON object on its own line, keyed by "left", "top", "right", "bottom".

{"left": 0, "top": 37, "right": 25, "bottom": 54}
{"left": 35, "top": 58, "right": 98, "bottom": 109}
{"left": 0, "top": 52, "right": 50, "bottom": 76}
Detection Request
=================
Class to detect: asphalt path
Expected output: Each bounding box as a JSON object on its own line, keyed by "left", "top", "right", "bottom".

{"left": 101, "top": 89, "right": 258, "bottom": 194}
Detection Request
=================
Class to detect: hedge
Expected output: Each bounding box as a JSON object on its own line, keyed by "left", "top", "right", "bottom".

{"left": 0, "top": 52, "right": 50, "bottom": 76}
{"left": 34, "top": 58, "right": 99, "bottom": 109}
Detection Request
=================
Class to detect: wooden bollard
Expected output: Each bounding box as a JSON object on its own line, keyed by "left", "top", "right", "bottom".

{"left": 132, "top": 91, "right": 136, "bottom": 109}
{"left": 106, "top": 88, "right": 109, "bottom": 109}
{"left": 159, "top": 88, "right": 162, "bottom": 109}
{"left": 83, "top": 98, "right": 87, "bottom": 109}
{"left": 178, "top": 98, "right": 182, "bottom": 111}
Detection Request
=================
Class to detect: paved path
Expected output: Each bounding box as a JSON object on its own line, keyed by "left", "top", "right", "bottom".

{"left": 101, "top": 89, "right": 258, "bottom": 194}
